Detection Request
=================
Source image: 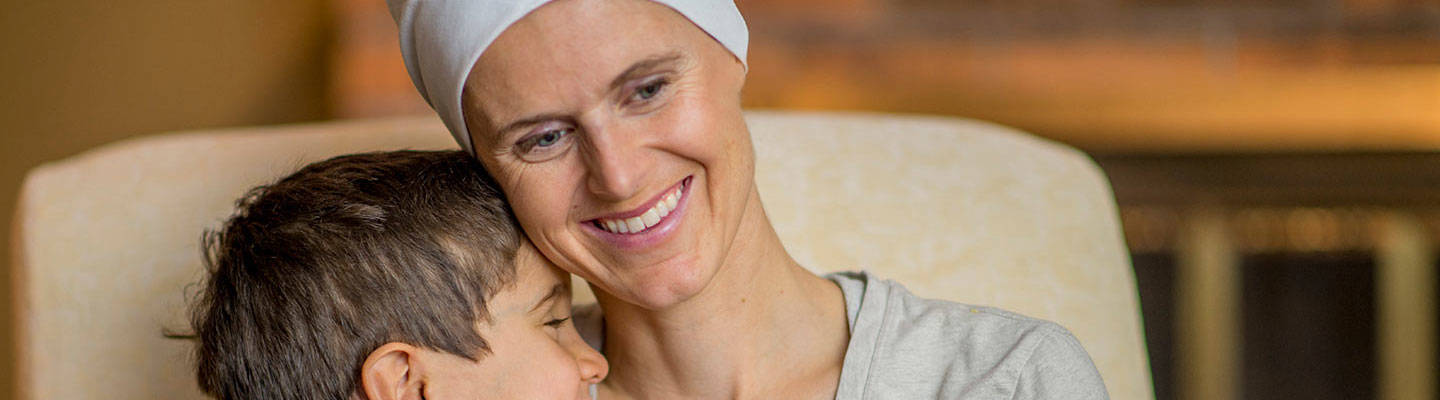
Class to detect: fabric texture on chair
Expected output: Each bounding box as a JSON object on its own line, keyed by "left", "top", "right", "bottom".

{"left": 11, "top": 111, "right": 1152, "bottom": 399}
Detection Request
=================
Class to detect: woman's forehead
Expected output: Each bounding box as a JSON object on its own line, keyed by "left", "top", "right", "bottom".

{"left": 483, "top": 0, "right": 698, "bottom": 77}
{"left": 463, "top": 0, "right": 703, "bottom": 127}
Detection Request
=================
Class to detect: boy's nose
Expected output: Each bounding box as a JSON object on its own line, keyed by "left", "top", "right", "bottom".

{"left": 574, "top": 340, "right": 609, "bottom": 384}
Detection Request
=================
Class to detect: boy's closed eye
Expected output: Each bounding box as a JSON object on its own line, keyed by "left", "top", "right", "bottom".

{"left": 529, "top": 283, "right": 574, "bottom": 331}
{"left": 544, "top": 316, "right": 572, "bottom": 328}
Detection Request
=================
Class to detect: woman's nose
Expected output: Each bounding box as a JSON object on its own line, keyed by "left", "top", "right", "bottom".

{"left": 580, "top": 122, "right": 651, "bottom": 202}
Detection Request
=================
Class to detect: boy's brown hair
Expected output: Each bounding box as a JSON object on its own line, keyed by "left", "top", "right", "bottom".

{"left": 191, "top": 150, "right": 520, "bottom": 400}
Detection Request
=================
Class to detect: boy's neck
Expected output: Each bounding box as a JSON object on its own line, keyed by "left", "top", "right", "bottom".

{"left": 594, "top": 187, "right": 851, "bottom": 400}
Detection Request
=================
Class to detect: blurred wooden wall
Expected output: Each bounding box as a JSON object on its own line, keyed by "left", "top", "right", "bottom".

{"left": 736, "top": 0, "right": 1440, "bottom": 152}
{"left": 333, "top": 0, "right": 1440, "bottom": 152}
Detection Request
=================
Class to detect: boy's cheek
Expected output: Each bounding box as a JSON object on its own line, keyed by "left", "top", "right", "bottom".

{"left": 416, "top": 354, "right": 498, "bottom": 399}
{"left": 472, "top": 329, "right": 592, "bottom": 398}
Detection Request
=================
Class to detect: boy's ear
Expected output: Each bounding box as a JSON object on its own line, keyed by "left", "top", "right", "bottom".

{"left": 360, "top": 343, "right": 425, "bottom": 400}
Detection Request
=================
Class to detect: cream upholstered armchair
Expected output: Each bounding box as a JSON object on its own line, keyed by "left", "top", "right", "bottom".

{"left": 11, "top": 111, "right": 1153, "bottom": 399}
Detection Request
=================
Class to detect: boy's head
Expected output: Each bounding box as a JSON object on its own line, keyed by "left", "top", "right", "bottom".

{"left": 192, "top": 150, "right": 606, "bottom": 400}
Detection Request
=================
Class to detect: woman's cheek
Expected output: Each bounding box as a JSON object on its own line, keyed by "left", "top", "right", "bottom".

{"left": 657, "top": 92, "right": 724, "bottom": 158}
{"left": 501, "top": 160, "right": 575, "bottom": 230}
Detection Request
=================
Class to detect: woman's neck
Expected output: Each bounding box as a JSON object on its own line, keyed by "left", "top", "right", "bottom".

{"left": 595, "top": 188, "right": 850, "bottom": 400}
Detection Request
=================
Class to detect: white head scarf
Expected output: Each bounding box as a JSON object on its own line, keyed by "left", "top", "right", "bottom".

{"left": 388, "top": 0, "right": 749, "bottom": 153}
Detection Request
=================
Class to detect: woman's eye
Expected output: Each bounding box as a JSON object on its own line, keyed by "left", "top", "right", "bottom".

{"left": 631, "top": 79, "right": 667, "bottom": 102}
{"left": 535, "top": 130, "right": 564, "bottom": 147}
{"left": 514, "top": 127, "right": 573, "bottom": 161}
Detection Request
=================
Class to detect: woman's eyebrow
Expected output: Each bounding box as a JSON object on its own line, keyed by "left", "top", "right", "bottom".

{"left": 494, "top": 112, "right": 568, "bottom": 141}
{"left": 490, "top": 52, "right": 684, "bottom": 143}
{"left": 528, "top": 283, "right": 567, "bottom": 313}
{"left": 609, "top": 51, "right": 684, "bottom": 91}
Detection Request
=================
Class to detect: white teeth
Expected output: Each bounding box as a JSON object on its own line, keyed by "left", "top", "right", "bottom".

{"left": 625, "top": 217, "right": 645, "bottom": 232}
{"left": 596, "top": 184, "right": 685, "bottom": 234}
{"left": 665, "top": 189, "right": 679, "bottom": 210}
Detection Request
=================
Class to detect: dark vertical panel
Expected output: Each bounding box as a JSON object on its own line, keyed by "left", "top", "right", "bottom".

{"left": 1133, "top": 252, "right": 1177, "bottom": 400}
{"left": 1242, "top": 252, "right": 1376, "bottom": 400}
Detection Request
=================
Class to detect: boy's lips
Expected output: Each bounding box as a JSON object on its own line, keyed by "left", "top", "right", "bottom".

{"left": 587, "top": 176, "right": 690, "bottom": 235}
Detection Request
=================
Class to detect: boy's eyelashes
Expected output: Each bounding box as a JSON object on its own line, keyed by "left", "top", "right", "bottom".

{"left": 543, "top": 316, "right": 571, "bottom": 328}
{"left": 541, "top": 296, "right": 574, "bottom": 328}
{"left": 524, "top": 283, "right": 575, "bottom": 330}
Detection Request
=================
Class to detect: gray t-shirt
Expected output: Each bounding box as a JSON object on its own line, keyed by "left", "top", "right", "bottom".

{"left": 576, "top": 271, "right": 1109, "bottom": 399}
{"left": 828, "top": 270, "right": 1109, "bottom": 399}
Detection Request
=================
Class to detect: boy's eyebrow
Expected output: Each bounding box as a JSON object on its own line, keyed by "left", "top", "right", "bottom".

{"left": 529, "top": 283, "right": 567, "bottom": 313}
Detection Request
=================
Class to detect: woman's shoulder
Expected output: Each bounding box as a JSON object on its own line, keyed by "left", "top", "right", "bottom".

{"left": 829, "top": 270, "right": 1070, "bottom": 350}
{"left": 828, "top": 270, "right": 1108, "bottom": 399}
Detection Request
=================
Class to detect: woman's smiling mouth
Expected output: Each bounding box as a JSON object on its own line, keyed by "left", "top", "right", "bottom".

{"left": 588, "top": 176, "right": 691, "bottom": 236}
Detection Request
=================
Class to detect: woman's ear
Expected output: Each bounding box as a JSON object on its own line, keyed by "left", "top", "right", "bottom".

{"left": 360, "top": 342, "right": 425, "bottom": 400}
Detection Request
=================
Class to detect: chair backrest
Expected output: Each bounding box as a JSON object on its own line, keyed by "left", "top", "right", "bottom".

{"left": 12, "top": 111, "right": 1152, "bottom": 399}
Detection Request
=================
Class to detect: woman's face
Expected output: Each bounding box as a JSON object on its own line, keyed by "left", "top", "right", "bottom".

{"left": 462, "top": 0, "right": 752, "bottom": 310}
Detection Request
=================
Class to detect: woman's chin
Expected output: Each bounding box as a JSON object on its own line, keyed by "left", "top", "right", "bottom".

{"left": 611, "top": 259, "right": 717, "bottom": 311}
